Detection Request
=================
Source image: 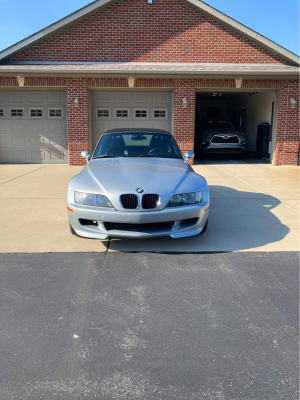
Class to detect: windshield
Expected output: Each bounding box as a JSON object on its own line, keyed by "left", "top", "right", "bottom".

{"left": 200, "top": 119, "right": 234, "bottom": 129}
{"left": 93, "top": 132, "right": 183, "bottom": 159}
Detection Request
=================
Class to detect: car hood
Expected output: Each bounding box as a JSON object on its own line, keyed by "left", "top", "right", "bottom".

{"left": 69, "top": 158, "right": 208, "bottom": 211}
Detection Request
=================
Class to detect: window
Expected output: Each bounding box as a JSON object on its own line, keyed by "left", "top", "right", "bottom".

{"left": 135, "top": 110, "right": 147, "bottom": 118}
{"left": 0, "top": 109, "right": 4, "bottom": 117}
{"left": 49, "top": 109, "right": 63, "bottom": 118}
{"left": 154, "top": 110, "right": 167, "bottom": 119}
{"left": 10, "top": 109, "right": 23, "bottom": 117}
{"left": 116, "top": 110, "right": 129, "bottom": 118}
{"left": 97, "top": 109, "right": 110, "bottom": 118}
{"left": 30, "top": 109, "right": 43, "bottom": 118}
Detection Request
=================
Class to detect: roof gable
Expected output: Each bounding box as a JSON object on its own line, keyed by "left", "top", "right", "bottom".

{"left": 0, "top": 0, "right": 299, "bottom": 65}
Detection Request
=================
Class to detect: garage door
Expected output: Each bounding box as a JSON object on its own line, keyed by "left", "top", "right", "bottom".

{"left": 91, "top": 91, "right": 172, "bottom": 150}
{"left": 0, "top": 90, "right": 68, "bottom": 164}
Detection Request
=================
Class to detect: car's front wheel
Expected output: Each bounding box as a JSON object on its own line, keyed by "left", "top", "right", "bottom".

{"left": 199, "top": 219, "right": 208, "bottom": 234}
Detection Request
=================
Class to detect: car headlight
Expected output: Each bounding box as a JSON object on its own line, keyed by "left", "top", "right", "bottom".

{"left": 167, "top": 191, "right": 203, "bottom": 207}
{"left": 74, "top": 191, "right": 113, "bottom": 208}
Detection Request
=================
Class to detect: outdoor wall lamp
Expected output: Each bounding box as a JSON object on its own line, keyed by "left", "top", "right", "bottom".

{"left": 128, "top": 77, "right": 135, "bottom": 88}
{"left": 290, "top": 98, "right": 296, "bottom": 108}
{"left": 235, "top": 78, "right": 243, "bottom": 89}
{"left": 17, "top": 76, "right": 25, "bottom": 87}
{"left": 182, "top": 97, "right": 188, "bottom": 108}
{"left": 74, "top": 97, "right": 79, "bottom": 107}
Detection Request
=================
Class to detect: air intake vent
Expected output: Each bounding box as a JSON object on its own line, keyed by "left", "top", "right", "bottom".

{"left": 142, "top": 194, "right": 159, "bottom": 209}
{"left": 120, "top": 194, "right": 138, "bottom": 209}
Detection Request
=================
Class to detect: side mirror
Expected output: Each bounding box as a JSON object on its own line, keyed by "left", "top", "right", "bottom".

{"left": 184, "top": 151, "right": 195, "bottom": 163}
{"left": 81, "top": 150, "right": 91, "bottom": 163}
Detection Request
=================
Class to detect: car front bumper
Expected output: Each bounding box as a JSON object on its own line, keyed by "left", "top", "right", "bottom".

{"left": 200, "top": 142, "right": 246, "bottom": 154}
{"left": 67, "top": 190, "right": 210, "bottom": 239}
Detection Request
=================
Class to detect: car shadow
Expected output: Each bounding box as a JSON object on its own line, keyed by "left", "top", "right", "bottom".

{"left": 107, "top": 186, "right": 290, "bottom": 253}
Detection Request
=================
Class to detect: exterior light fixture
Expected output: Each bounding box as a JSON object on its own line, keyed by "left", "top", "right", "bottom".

{"left": 128, "top": 77, "right": 135, "bottom": 88}
{"left": 17, "top": 76, "right": 25, "bottom": 87}
{"left": 148, "top": 0, "right": 153, "bottom": 3}
{"left": 235, "top": 78, "right": 243, "bottom": 89}
{"left": 74, "top": 97, "right": 79, "bottom": 107}
{"left": 290, "top": 98, "right": 296, "bottom": 108}
{"left": 182, "top": 97, "right": 188, "bottom": 108}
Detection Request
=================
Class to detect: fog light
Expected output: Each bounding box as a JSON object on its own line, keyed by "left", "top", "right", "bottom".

{"left": 202, "top": 142, "right": 206, "bottom": 145}
{"left": 242, "top": 141, "right": 246, "bottom": 145}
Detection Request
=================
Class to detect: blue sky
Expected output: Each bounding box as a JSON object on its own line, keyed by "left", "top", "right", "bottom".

{"left": 0, "top": 0, "right": 299, "bottom": 55}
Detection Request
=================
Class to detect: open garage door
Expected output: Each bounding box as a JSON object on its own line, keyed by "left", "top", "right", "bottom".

{"left": 194, "top": 90, "right": 277, "bottom": 164}
{"left": 91, "top": 91, "right": 172, "bottom": 151}
{"left": 0, "top": 90, "right": 68, "bottom": 164}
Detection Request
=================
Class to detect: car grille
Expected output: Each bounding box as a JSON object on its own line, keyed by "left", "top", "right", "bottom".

{"left": 120, "top": 194, "right": 138, "bottom": 209}
{"left": 104, "top": 221, "right": 174, "bottom": 233}
{"left": 211, "top": 135, "right": 239, "bottom": 144}
{"left": 142, "top": 194, "right": 159, "bottom": 209}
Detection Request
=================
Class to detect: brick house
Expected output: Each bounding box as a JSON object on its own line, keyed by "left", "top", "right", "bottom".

{"left": 0, "top": 0, "right": 299, "bottom": 165}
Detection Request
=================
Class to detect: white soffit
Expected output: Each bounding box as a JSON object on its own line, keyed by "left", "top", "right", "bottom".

{"left": 0, "top": 0, "right": 299, "bottom": 66}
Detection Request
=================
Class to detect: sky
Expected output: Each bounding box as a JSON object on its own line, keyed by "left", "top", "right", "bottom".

{"left": 0, "top": 0, "right": 299, "bottom": 55}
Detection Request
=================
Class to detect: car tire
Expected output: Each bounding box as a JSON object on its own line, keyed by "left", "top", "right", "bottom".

{"left": 69, "top": 223, "right": 78, "bottom": 236}
{"left": 199, "top": 219, "right": 208, "bottom": 234}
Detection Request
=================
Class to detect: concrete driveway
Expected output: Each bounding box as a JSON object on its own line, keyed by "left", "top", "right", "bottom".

{"left": 0, "top": 163, "right": 299, "bottom": 253}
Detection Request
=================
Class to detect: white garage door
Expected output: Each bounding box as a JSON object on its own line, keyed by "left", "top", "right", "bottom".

{"left": 91, "top": 91, "right": 172, "bottom": 151}
{"left": 0, "top": 90, "right": 68, "bottom": 164}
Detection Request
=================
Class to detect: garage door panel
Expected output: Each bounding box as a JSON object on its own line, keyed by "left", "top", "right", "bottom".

{"left": 133, "top": 93, "right": 148, "bottom": 103}
{"left": 114, "top": 93, "right": 129, "bottom": 103}
{"left": 96, "top": 93, "right": 110, "bottom": 103}
{"left": 0, "top": 122, "right": 6, "bottom": 132}
{"left": 29, "top": 121, "right": 45, "bottom": 132}
{"left": 0, "top": 90, "right": 68, "bottom": 164}
{"left": 92, "top": 91, "right": 173, "bottom": 150}
{"left": 28, "top": 92, "right": 44, "bottom": 102}
{"left": 47, "top": 92, "right": 64, "bottom": 103}
{"left": 8, "top": 92, "right": 25, "bottom": 103}
{"left": 31, "top": 150, "right": 46, "bottom": 161}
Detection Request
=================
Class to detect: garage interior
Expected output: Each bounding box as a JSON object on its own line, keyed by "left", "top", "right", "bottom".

{"left": 194, "top": 90, "right": 277, "bottom": 164}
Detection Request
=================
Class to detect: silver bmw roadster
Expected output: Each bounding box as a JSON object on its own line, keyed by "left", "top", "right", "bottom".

{"left": 67, "top": 129, "right": 210, "bottom": 239}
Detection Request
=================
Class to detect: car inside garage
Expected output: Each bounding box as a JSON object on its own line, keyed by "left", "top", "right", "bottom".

{"left": 194, "top": 90, "right": 277, "bottom": 164}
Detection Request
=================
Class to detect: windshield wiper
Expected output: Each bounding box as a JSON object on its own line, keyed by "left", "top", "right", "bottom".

{"left": 93, "top": 155, "right": 119, "bottom": 159}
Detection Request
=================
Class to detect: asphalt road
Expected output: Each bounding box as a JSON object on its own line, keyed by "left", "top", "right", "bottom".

{"left": 0, "top": 252, "right": 298, "bottom": 400}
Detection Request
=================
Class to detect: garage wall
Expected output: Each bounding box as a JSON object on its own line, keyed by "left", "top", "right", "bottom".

{"left": 227, "top": 92, "right": 276, "bottom": 152}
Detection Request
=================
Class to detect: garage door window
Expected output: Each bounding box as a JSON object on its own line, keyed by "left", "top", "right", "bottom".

{"left": 30, "top": 109, "right": 43, "bottom": 118}
{"left": 116, "top": 110, "right": 129, "bottom": 118}
{"left": 0, "top": 109, "right": 4, "bottom": 117}
{"left": 97, "top": 109, "right": 110, "bottom": 118}
{"left": 10, "top": 109, "right": 24, "bottom": 117}
{"left": 154, "top": 110, "right": 167, "bottom": 119}
{"left": 49, "top": 109, "right": 63, "bottom": 118}
{"left": 135, "top": 110, "right": 148, "bottom": 118}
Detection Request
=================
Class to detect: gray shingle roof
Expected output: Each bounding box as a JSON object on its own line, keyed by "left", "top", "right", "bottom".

{"left": 0, "top": 63, "right": 299, "bottom": 76}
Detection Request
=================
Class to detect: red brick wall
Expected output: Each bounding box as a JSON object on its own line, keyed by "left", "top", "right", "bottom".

{"left": 66, "top": 78, "right": 90, "bottom": 166}
{"left": 276, "top": 80, "right": 300, "bottom": 165}
{"left": 10, "top": 0, "right": 286, "bottom": 64}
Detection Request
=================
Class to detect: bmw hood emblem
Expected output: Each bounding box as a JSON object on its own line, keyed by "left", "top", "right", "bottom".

{"left": 136, "top": 188, "right": 144, "bottom": 193}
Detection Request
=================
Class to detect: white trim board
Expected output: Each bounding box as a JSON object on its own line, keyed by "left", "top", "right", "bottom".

{"left": 0, "top": 0, "right": 299, "bottom": 65}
